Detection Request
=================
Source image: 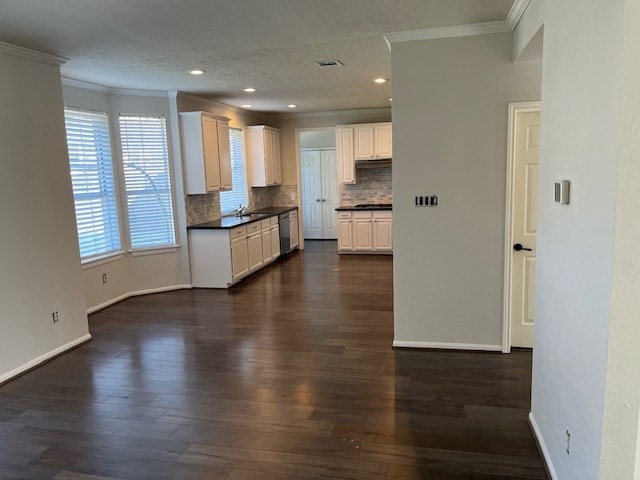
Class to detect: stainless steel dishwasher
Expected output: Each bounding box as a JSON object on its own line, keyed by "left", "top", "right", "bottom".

{"left": 278, "top": 212, "right": 290, "bottom": 255}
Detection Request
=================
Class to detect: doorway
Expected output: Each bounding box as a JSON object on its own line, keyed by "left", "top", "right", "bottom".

{"left": 503, "top": 102, "right": 541, "bottom": 352}
{"left": 298, "top": 129, "right": 338, "bottom": 240}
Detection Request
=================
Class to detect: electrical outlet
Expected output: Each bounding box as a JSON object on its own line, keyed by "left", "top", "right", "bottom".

{"left": 102, "top": 273, "right": 107, "bottom": 284}
{"left": 52, "top": 311, "right": 59, "bottom": 323}
{"left": 566, "top": 429, "right": 571, "bottom": 455}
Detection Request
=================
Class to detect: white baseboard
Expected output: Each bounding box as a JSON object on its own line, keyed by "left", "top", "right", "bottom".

{"left": 392, "top": 340, "right": 502, "bottom": 352}
{"left": 529, "top": 412, "right": 558, "bottom": 480}
{"left": 87, "top": 284, "right": 192, "bottom": 314}
{"left": 0, "top": 333, "right": 92, "bottom": 384}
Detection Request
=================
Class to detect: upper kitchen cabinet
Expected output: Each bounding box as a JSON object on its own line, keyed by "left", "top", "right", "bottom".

{"left": 336, "top": 127, "right": 355, "bottom": 184}
{"left": 353, "top": 123, "right": 393, "bottom": 160}
{"left": 247, "top": 125, "right": 282, "bottom": 187}
{"left": 180, "top": 112, "right": 232, "bottom": 194}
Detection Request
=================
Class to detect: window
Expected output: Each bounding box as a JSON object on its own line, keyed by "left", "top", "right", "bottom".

{"left": 64, "top": 108, "right": 121, "bottom": 260}
{"left": 119, "top": 114, "right": 176, "bottom": 249}
{"left": 220, "top": 127, "right": 249, "bottom": 215}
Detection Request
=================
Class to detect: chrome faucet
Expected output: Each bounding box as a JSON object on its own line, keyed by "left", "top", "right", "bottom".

{"left": 236, "top": 204, "right": 248, "bottom": 216}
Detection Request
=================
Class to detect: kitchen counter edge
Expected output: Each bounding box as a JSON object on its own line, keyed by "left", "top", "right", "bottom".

{"left": 187, "top": 207, "right": 297, "bottom": 230}
{"left": 335, "top": 205, "right": 393, "bottom": 211}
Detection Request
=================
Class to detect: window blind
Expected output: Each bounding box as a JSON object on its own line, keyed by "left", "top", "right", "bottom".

{"left": 64, "top": 108, "right": 121, "bottom": 260}
{"left": 119, "top": 114, "right": 176, "bottom": 249}
{"left": 220, "top": 127, "right": 249, "bottom": 215}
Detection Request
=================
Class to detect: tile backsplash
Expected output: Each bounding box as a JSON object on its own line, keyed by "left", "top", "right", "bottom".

{"left": 185, "top": 184, "right": 299, "bottom": 226}
{"left": 340, "top": 167, "right": 392, "bottom": 205}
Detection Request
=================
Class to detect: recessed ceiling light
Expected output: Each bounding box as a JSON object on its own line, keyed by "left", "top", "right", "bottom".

{"left": 287, "top": 104, "right": 297, "bottom": 108}
{"left": 243, "top": 87, "right": 256, "bottom": 92}
{"left": 241, "top": 104, "right": 252, "bottom": 108}
{"left": 189, "top": 69, "right": 205, "bottom": 75}
{"left": 374, "top": 78, "right": 387, "bottom": 84}
{"left": 389, "top": 98, "right": 393, "bottom": 101}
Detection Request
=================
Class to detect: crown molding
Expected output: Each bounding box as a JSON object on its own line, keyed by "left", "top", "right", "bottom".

{"left": 110, "top": 87, "right": 169, "bottom": 98}
{"left": 0, "top": 40, "right": 67, "bottom": 66}
{"left": 269, "top": 107, "right": 391, "bottom": 120}
{"left": 506, "top": 0, "right": 532, "bottom": 30}
{"left": 384, "top": 0, "right": 532, "bottom": 48}
{"left": 62, "top": 77, "right": 111, "bottom": 93}
{"left": 175, "top": 91, "right": 270, "bottom": 118}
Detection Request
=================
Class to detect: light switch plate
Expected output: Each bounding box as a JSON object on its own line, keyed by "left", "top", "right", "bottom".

{"left": 554, "top": 180, "right": 570, "bottom": 204}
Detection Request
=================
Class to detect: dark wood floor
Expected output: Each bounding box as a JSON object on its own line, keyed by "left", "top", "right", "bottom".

{"left": 0, "top": 241, "right": 546, "bottom": 479}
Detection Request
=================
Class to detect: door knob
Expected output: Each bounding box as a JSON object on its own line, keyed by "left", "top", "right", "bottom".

{"left": 316, "top": 198, "right": 321, "bottom": 202}
{"left": 513, "top": 243, "right": 533, "bottom": 252}
{"left": 321, "top": 199, "right": 326, "bottom": 202}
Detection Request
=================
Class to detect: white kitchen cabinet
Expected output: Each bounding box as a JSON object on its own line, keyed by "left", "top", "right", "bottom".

{"left": 289, "top": 210, "right": 299, "bottom": 249}
{"left": 349, "top": 122, "right": 393, "bottom": 161}
{"left": 337, "top": 210, "right": 392, "bottom": 255}
{"left": 270, "top": 217, "right": 280, "bottom": 260}
{"left": 354, "top": 126, "right": 374, "bottom": 160}
{"left": 336, "top": 127, "right": 355, "bottom": 184}
{"left": 180, "top": 112, "right": 232, "bottom": 194}
{"left": 353, "top": 213, "right": 373, "bottom": 251}
{"left": 230, "top": 228, "right": 249, "bottom": 281}
{"left": 261, "top": 219, "right": 272, "bottom": 263}
{"left": 247, "top": 224, "right": 263, "bottom": 273}
{"left": 338, "top": 212, "right": 353, "bottom": 251}
{"left": 247, "top": 125, "right": 282, "bottom": 187}
{"left": 373, "top": 212, "right": 393, "bottom": 251}
{"left": 374, "top": 124, "right": 393, "bottom": 159}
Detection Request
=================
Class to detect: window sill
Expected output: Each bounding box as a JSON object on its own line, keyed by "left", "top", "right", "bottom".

{"left": 81, "top": 251, "right": 125, "bottom": 270}
{"left": 128, "top": 245, "right": 180, "bottom": 257}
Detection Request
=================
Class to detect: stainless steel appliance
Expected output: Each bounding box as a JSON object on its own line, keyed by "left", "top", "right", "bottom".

{"left": 279, "top": 212, "right": 291, "bottom": 255}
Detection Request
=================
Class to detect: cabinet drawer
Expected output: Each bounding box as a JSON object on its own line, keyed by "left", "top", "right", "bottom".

{"left": 352, "top": 211, "right": 373, "bottom": 219}
{"left": 247, "top": 222, "right": 261, "bottom": 234}
{"left": 261, "top": 218, "right": 271, "bottom": 230}
{"left": 289, "top": 209, "right": 298, "bottom": 219}
{"left": 230, "top": 226, "right": 247, "bottom": 240}
{"left": 373, "top": 211, "right": 392, "bottom": 219}
{"left": 338, "top": 212, "right": 352, "bottom": 219}
{"left": 270, "top": 216, "right": 279, "bottom": 226}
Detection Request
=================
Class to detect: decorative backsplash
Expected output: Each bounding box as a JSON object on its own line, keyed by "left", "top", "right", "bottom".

{"left": 185, "top": 184, "right": 299, "bottom": 226}
{"left": 340, "top": 167, "right": 392, "bottom": 205}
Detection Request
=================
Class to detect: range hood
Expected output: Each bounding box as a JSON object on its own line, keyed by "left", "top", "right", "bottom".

{"left": 355, "top": 158, "right": 392, "bottom": 168}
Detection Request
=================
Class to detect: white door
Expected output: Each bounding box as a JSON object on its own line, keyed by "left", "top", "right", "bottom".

{"left": 300, "top": 148, "right": 337, "bottom": 239}
{"left": 509, "top": 109, "right": 540, "bottom": 348}
{"left": 301, "top": 150, "right": 323, "bottom": 239}
{"left": 320, "top": 150, "right": 338, "bottom": 239}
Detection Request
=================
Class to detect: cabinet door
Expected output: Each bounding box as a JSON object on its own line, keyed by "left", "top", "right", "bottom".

{"left": 272, "top": 130, "right": 282, "bottom": 185}
{"left": 270, "top": 225, "right": 280, "bottom": 260}
{"left": 289, "top": 217, "right": 299, "bottom": 249}
{"left": 202, "top": 117, "right": 221, "bottom": 191}
{"left": 374, "top": 124, "right": 393, "bottom": 159}
{"left": 261, "top": 229, "right": 272, "bottom": 263}
{"left": 217, "top": 121, "right": 232, "bottom": 190}
{"left": 264, "top": 128, "right": 275, "bottom": 185}
{"left": 353, "top": 219, "right": 373, "bottom": 251}
{"left": 354, "top": 126, "right": 374, "bottom": 160}
{"left": 231, "top": 237, "right": 249, "bottom": 280}
{"left": 247, "top": 232, "right": 263, "bottom": 272}
{"left": 338, "top": 220, "right": 353, "bottom": 251}
{"left": 373, "top": 218, "right": 393, "bottom": 251}
{"left": 336, "top": 128, "right": 355, "bottom": 184}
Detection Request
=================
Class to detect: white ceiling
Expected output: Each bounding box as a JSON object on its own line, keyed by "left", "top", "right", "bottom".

{"left": 0, "top": 0, "right": 515, "bottom": 113}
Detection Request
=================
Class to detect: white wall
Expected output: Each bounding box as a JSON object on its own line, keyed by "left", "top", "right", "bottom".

{"left": 391, "top": 33, "right": 541, "bottom": 349}
{"left": 299, "top": 130, "right": 336, "bottom": 149}
{"left": 0, "top": 50, "right": 89, "bottom": 381}
{"left": 515, "top": 1, "right": 628, "bottom": 478}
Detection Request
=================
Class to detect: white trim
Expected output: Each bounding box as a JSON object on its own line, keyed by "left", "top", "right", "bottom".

{"left": 506, "top": 0, "right": 533, "bottom": 30}
{"left": 62, "top": 77, "right": 111, "bottom": 93}
{"left": 87, "top": 284, "right": 192, "bottom": 314}
{"left": 0, "top": 334, "right": 92, "bottom": 384}
{"left": 110, "top": 88, "right": 170, "bottom": 98}
{"left": 271, "top": 107, "right": 391, "bottom": 120}
{"left": 503, "top": 101, "right": 541, "bottom": 353}
{"left": 0, "top": 40, "right": 67, "bottom": 66}
{"left": 128, "top": 245, "right": 180, "bottom": 257}
{"left": 384, "top": 0, "right": 532, "bottom": 48}
{"left": 81, "top": 251, "right": 125, "bottom": 269}
{"left": 385, "top": 21, "right": 511, "bottom": 46}
{"left": 529, "top": 412, "right": 558, "bottom": 480}
{"left": 392, "top": 340, "right": 502, "bottom": 352}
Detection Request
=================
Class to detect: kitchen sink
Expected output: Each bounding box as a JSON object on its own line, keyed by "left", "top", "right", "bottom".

{"left": 237, "top": 213, "right": 270, "bottom": 220}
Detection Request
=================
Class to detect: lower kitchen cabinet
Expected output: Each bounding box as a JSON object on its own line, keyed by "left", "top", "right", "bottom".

{"left": 289, "top": 210, "right": 299, "bottom": 249}
{"left": 337, "top": 210, "right": 393, "bottom": 254}
{"left": 247, "top": 223, "right": 263, "bottom": 273}
{"left": 230, "top": 233, "right": 249, "bottom": 280}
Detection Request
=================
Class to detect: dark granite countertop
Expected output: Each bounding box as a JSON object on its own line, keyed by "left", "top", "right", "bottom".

{"left": 188, "top": 206, "right": 297, "bottom": 230}
{"left": 335, "top": 204, "right": 393, "bottom": 211}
